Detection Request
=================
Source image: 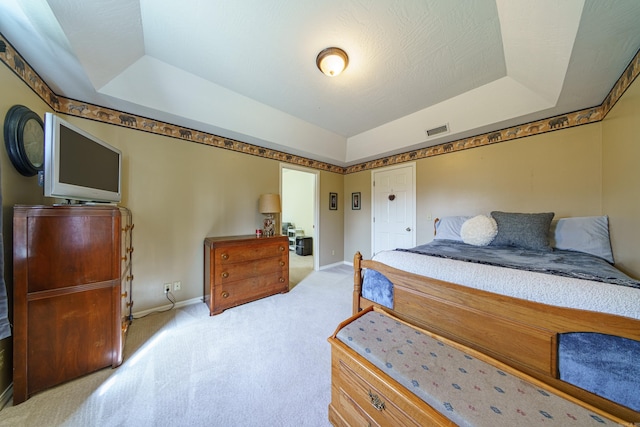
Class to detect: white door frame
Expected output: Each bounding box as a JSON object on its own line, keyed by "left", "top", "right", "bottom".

{"left": 371, "top": 162, "right": 416, "bottom": 256}
{"left": 279, "top": 163, "right": 319, "bottom": 271}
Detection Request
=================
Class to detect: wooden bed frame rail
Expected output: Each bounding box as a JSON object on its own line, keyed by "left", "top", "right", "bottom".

{"left": 353, "top": 251, "right": 640, "bottom": 422}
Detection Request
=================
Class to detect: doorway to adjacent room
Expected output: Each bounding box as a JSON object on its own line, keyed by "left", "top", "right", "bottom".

{"left": 280, "top": 165, "right": 319, "bottom": 286}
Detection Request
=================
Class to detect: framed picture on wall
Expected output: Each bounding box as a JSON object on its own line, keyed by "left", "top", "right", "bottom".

{"left": 329, "top": 192, "right": 338, "bottom": 210}
{"left": 352, "top": 192, "right": 361, "bottom": 210}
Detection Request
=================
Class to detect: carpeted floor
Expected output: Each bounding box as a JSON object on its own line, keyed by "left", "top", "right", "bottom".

{"left": 289, "top": 252, "right": 314, "bottom": 288}
{"left": 0, "top": 263, "right": 353, "bottom": 427}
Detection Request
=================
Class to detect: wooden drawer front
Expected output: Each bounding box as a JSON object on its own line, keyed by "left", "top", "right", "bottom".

{"left": 215, "top": 257, "right": 286, "bottom": 284}
{"left": 216, "top": 242, "right": 287, "bottom": 265}
{"left": 335, "top": 387, "right": 380, "bottom": 427}
{"left": 214, "top": 272, "right": 287, "bottom": 311}
{"left": 331, "top": 344, "right": 456, "bottom": 427}
{"left": 335, "top": 358, "right": 423, "bottom": 427}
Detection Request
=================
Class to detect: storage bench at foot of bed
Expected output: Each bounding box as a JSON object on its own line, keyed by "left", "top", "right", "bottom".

{"left": 328, "top": 307, "right": 634, "bottom": 427}
{"left": 329, "top": 339, "right": 454, "bottom": 426}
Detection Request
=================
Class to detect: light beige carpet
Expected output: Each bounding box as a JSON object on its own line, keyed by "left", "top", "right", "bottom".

{"left": 289, "top": 252, "right": 314, "bottom": 288}
{"left": 0, "top": 264, "right": 353, "bottom": 427}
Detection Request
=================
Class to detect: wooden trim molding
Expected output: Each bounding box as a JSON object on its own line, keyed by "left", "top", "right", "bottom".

{"left": 1, "top": 33, "right": 638, "bottom": 175}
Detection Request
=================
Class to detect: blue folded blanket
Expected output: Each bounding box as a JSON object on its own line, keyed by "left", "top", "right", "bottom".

{"left": 559, "top": 332, "right": 640, "bottom": 412}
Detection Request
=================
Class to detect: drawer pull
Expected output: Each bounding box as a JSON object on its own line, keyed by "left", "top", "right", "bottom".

{"left": 279, "top": 261, "right": 285, "bottom": 267}
{"left": 279, "top": 246, "right": 285, "bottom": 251}
{"left": 221, "top": 291, "right": 229, "bottom": 298}
{"left": 279, "top": 277, "right": 285, "bottom": 283}
{"left": 221, "top": 272, "right": 229, "bottom": 279}
{"left": 368, "top": 390, "right": 385, "bottom": 411}
{"left": 221, "top": 253, "right": 229, "bottom": 260}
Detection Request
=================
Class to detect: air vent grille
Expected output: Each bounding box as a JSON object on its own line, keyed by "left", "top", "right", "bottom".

{"left": 425, "top": 123, "right": 450, "bottom": 138}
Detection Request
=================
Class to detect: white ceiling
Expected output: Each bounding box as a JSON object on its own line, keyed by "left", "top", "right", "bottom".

{"left": 1, "top": 0, "right": 639, "bottom": 166}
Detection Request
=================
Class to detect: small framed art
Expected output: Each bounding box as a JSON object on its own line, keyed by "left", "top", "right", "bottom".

{"left": 351, "top": 192, "right": 361, "bottom": 210}
{"left": 329, "top": 192, "right": 338, "bottom": 210}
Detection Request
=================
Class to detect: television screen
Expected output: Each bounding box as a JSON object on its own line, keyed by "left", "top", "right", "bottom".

{"left": 44, "top": 113, "right": 122, "bottom": 203}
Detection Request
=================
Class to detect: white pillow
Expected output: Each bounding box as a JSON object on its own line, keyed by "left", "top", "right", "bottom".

{"left": 434, "top": 216, "right": 471, "bottom": 241}
{"left": 461, "top": 215, "right": 498, "bottom": 246}
{"left": 549, "top": 216, "right": 614, "bottom": 263}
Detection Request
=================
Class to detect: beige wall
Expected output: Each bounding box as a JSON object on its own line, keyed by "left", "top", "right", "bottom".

{"left": 602, "top": 76, "right": 640, "bottom": 277}
{"left": 344, "top": 170, "right": 372, "bottom": 260}
{"left": 341, "top": 78, "right": 640, "bottom": 279}
{"left": 343, "top": 122, "right": 605, "bottom": 261}
{"left": 415, "top": 123, "right": 603, "bottom": 245}
{"left": 319, "top": 170, "right": 344, "bottom": 265}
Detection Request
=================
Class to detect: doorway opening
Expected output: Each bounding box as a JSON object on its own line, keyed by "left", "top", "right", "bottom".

{"left": 280, "top": 164, "right": 319, "bottom": 287}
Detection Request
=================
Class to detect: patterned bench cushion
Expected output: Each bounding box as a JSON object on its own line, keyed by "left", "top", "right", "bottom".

{"left": 336, "top": 310, "right": 625, "bottom": 426}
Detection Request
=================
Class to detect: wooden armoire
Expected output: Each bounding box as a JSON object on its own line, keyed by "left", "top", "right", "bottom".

{"left": 12, "top": 205, "right": 133, "bottom": 404}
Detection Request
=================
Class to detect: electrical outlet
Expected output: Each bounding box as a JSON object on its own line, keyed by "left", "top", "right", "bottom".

{"left": 164, "top": 283, "right": 171, "bottom": 294}
{"left": 173, "top": 281, "right": 181, "bottom": 291}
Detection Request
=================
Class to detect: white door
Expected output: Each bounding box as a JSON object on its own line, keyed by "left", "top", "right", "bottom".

{"left": 372, "top": 164, "right": 416, "bottom": 255}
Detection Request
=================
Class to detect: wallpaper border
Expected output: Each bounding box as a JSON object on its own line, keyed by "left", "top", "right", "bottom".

{"left": 1, "top": 32, "right": 638, "bottom": 176}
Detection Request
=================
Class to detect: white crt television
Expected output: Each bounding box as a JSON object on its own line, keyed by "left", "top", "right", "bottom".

{"left": 44, "top": 113, "right": 122, "bottom": 203}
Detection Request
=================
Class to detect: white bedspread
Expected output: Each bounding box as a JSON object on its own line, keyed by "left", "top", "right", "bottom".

{"left": 373, "top": 250, "right": 640, "bottom": 321}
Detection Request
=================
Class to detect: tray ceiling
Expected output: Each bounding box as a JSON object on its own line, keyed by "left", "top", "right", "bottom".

{"left": 1, "top": 0, "right": 639, "bottom": 166}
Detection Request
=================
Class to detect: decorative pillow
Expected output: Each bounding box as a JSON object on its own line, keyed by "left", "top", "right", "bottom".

{"left": 490, "top": 211, "right": 555, "bottom": 251}
{"left": 549, "top": 216, "right": 614, "bottom": 263}
{"left": 433, "top": 216, "right": 471, "bottom": 241}
{"left": 460, "top": 215, "right": 498, "bottom": 246}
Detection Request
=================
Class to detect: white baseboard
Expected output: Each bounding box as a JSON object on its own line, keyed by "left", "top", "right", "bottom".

{"left": 319, "top": 261, "right": 348, "bottom": 270}
{"left": 132, "top": 296, "right": 202, "bottom": 319}
{"left": 132, "top": 262, "right": 352, "bottom": 319}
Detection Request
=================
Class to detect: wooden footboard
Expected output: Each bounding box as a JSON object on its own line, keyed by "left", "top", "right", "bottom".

{"left": 352, "top": 252, "right": 640, "bottom": 422}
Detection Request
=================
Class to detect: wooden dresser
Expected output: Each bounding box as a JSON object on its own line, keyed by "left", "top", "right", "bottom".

{"left": 13, "top": 205, "right": 133, "bottom": 404}
{"left": 204, "top": 235, "right": 289, "bottom": 315}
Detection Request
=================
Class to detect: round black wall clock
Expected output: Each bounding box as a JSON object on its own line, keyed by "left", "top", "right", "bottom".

{"left": 4, "top": 105, "right": 45, "bottom": 176}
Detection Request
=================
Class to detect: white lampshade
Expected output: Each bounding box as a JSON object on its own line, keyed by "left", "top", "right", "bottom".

{"left": 316, "top": 47, "right": 349, "bottom": 77}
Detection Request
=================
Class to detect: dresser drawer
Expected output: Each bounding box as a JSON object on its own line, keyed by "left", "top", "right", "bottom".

{"left": 213, "top": 272, "right": 287, "bottom": 312}
{"left": 215, "top": 242, "right": 287, "bottom": 265}
{"left": 214, "top": 257, "right": 286, "bottom": 284}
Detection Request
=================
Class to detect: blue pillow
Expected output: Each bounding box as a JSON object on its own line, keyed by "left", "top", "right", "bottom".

{"left": 433, "top": 216, "right": 471, "bottom": 241}
{"left": 549, "top": 216, "right": 614, "bottom": 263}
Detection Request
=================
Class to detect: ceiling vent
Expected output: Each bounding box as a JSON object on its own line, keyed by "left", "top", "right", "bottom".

{"left": 425, "top": 123, "right": 450, "bottom": 139}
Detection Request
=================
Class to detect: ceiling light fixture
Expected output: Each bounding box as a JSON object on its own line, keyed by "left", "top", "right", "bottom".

{"left": 316, "top": 47, "right": 349, "bottom": 77}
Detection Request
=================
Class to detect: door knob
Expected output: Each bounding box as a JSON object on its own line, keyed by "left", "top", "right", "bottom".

{"left": 406, "top": 227, "right": 411, "bottom": 232}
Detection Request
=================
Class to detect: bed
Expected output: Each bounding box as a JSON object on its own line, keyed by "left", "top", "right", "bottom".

{"left": 353, "top": 212, "right": 640, "bottom": 423}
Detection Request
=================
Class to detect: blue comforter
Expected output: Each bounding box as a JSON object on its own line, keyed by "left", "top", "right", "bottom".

{"left": 398, "top": 240, "right": 640, "bottom": 289}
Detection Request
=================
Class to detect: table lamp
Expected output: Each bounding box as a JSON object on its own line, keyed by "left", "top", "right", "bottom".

{"left": 259, "top": 193, "right": 281, "bottom": 237}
